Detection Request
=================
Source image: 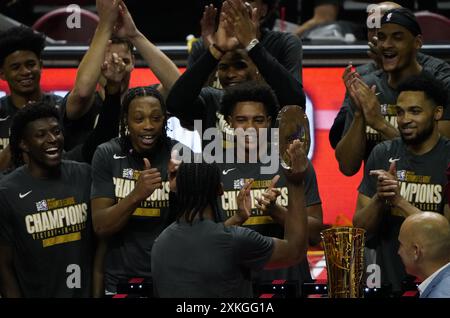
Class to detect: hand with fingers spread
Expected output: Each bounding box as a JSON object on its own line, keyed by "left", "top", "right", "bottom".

{"left": 201, "top": 4, "right": 218, "bottom": 49}
{"left": 222, "top": 0, "right": 259, "bottom": 47}
{"left": 283, "top": 139, "right": 309, "bottom": 183}
{"left": 255, "top": 175, "right": 281, "bottom": 215}
{"left": 370, "top": 161, "right": 400, "bottom": 206}
{"left": 101, "top": 51, "right": 127, "bottom": 84}
{"left": 236, "top": 178, "right": 254, "bottom": 223}
{"left": 133, "top": 158, "right": 162, "bottom": 201}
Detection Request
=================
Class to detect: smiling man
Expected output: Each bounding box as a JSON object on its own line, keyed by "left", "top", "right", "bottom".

{"left": 335, "top": 8, "right": 450, "bottom": 177}
{"left": 353, "top": 74, "right": 450, "bottom": 295}
{"left": 0, "top": 27, "right": 63, "bottom": 171}
{"left": 216, "top": 82, "right": 323, "bottom": 296}
{"left": 0, "top": 102, "right": 94, "bottom": 297}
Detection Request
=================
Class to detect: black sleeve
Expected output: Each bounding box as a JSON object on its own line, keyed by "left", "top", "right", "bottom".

{"left": 166, "top": 48, "right": 219, "bottom": 123}
{"left": 78, "top": 91, "right": 121, "bottom": 164}
{"left": 248, "top": 43, "right": 306, "bottom": 108}
{"left": 187, "top": 39, "right": 206, "bottom": 68}
{"left": 329, "top": 103, "right": 350, "bottom": 149}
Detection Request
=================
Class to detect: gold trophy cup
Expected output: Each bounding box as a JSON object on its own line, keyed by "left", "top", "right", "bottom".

{"left": 321, "top": 227, "right": 366, "bottom": 298}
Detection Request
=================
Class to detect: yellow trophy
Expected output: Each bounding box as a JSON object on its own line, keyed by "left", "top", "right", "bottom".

{"left": 321, "top": 227, "right": 366, "bottom": 298}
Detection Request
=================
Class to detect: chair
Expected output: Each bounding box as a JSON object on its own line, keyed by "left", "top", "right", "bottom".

{"left": 415, "top": 11, "right": 450, "bottom": 43}
{"left": 32, "top": 7, "right": 99, "bottom": 44}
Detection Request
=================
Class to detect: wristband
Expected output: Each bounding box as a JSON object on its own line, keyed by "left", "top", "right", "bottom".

{"left": 245, "top": 38, "right": 259, "bottom": 52}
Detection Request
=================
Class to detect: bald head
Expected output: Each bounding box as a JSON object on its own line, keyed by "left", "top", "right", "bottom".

{"left": 377, "top": 2, "right": 402, "bottom": 15}
{"left": 401, "top": 212, "right": 450, "bottom": 262}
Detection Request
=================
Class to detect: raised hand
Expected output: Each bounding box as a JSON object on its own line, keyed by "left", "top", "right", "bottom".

{"left": 201, "top": 4, "right": 218, "bottom": 49}
{"left": 236, "top": 178, "right": 254, "bottom": 223}
{"left": 222, "top": 0, "right": 259, "bottom": 47}
{"left": 133, "top": 158, "right": 162, "bottom": 201}
{"left": 101, "top": 51, "right": 127, "bottom": 84}
{"left": 343, "top": 63, "right": 363, "bottom": 113}
{"left": 114, "top": 1, "right": 140, "bottom": 39}
{"left": 96, "top": 0, "right": 121, "bottom": 29}
{"left": 351, "top": 78, "right": 383, "bottom": 129}
{"left": 283, "top": 139, "right": 308, "bottom": 183}
{"left": 255, "top": 175, "right": 281, "bottom": 214}
{"left": 213, "top": 1, "right": 239, "bottom": 52}
{"left": 367, "top": 35, "right": 382, "bottom": 69}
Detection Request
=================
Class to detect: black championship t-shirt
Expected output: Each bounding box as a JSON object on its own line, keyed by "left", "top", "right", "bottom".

{"left": 218, "top": 156, "right": 321, "bottom": 295}
{"left": 343, "top": 70, "right": 450, "bottom": 161}
{"left": 0, "top": 161, "right": 93, "bottom": 297}
{"left": 359, "top": 137, "right": 450, "bottom": 292}
{"left": 91, "top": 137, "right": 178, "bottom": 292}
{"left": 0, "top": 94, "right": 63, "bottom": 151}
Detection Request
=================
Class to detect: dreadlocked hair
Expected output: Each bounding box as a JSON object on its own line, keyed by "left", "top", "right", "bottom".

{"left": 9, "top": 102, "right": 60, "bottom": 169}
{"left": 175, "top": 162, "right": 222, "bottom": 224}
{"left": 119, "top": 86, "right": 169, "bottom": 153}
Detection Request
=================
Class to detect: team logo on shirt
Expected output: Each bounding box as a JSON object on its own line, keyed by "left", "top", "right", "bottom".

{"left": 122, "top": 168, "right": 138, "bottom": 180}
{"left": 25, "top": 196, "right": 88, "bottom": 247}
{"left": 392, "top": 171, "right": 443, "bottom": 216}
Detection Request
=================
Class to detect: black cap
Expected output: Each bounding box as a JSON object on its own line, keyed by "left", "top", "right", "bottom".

{"left": 381, "top": 8, "right": 422, "bottom": 36}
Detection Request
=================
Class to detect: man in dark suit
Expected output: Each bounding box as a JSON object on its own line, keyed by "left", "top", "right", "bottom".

{"left": 398, "top": 212, "right": 450, "bottom": 298}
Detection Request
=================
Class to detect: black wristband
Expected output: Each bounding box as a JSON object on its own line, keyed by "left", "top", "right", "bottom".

{"left": 212, "top": 43, "right": 225, "bottom": 54}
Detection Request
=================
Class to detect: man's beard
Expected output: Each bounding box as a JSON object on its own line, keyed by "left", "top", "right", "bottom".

{"left": 400, "top": 122, "right": 434, "bottom": 146}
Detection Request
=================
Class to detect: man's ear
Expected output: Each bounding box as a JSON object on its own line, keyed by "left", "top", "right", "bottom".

{"left": 413, "top": 243, "right": 421, "bottom": 262}
{"left": 19, "top": 139, "right": 29, "bottom": 153}
{"left": 434, "top": 106, "right": 444, "bottom": 121}
{"left": 130, "top": 54, "right": 135, "bottom": 72}
{"left": 414, "top": 35, "right": 423, "bottom": 50}
{"left": 217, "top": 182, "right": 224, "bottom": 196}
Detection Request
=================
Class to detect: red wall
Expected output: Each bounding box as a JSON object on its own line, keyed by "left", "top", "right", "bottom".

{"left": 0, "top": 67, "right": 363, "bottom": 225}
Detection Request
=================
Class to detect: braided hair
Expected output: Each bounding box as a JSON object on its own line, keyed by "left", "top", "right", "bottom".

{"left": 119, "top": 86, "right": 169, "bottom": 154}
{"left": 175, "top": 162, "right": 222, "bottom": 224}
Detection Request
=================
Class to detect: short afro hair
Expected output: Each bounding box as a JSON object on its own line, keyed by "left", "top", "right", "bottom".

{"left": 220, "top": 81, "right": 279, "bottom": 123}
{"left": 9, "top": 102, "right": 60, "bottom": 168}
{"left": 0, "top": 26, "right": 45, "bottom": 67}
{"left": 397, "top": 72, "right": 448, "bottom": 109}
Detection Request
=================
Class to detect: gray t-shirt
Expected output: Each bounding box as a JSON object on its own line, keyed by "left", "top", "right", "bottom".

{"left": 0, "top": 161, "right": 93, "bottom": 297}
{"left": 359, "top": 137, "right": 450, "bottom": 293}
{"left": 151, "top": 218, "right": 274, "bottom": 298}
{"left": 218, "top": 157, "right": 321, "bottom": 295}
